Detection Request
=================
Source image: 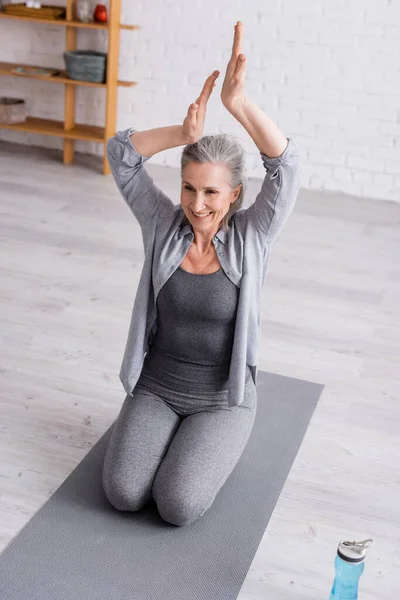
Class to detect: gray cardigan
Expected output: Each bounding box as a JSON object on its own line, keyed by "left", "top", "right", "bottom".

{"left": 107, "top": 127, "right": 302, "bottom": 407}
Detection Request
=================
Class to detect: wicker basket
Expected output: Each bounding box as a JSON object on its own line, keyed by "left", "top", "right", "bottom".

{"left": 3, "top": 3, "right": 66, "bottom": 19}
{"left": 63, "top": 50, "right": 107, "bottom": 83}
{"left": 0, "top": 97, "right": 26, "bottom": 124}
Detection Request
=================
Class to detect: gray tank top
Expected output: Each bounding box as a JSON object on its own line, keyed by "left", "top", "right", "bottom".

{"left": 136, "top": 265, "right": 250, "bottom": 400}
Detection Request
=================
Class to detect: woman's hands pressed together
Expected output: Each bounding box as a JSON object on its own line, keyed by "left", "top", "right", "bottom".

{"left": 182, "top": 20, "right": 287, "bottom": 158}
{"left": 182, "top": 21, "right": 246, "bottom": 144}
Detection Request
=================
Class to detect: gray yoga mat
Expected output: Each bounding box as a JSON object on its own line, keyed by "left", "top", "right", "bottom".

{"left": 0, "top": 370, "right": 324, "bottom": 600}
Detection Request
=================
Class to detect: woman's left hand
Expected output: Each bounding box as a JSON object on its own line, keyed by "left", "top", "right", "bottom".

{"left": 220, "top": 21, "right": 247, "bottom": 112}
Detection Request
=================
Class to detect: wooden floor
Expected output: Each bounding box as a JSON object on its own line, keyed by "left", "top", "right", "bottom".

{"left": 0, "top": 141, "right": 399, "bottom": 599}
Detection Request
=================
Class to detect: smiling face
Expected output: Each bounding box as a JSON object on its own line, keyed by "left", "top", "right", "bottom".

{"left": 181, "top": 161, "right": 241, "bottom": 231}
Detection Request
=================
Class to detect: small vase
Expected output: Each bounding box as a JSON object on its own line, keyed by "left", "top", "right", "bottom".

{"left": 76, "top": 0, "right": 91, "bottom": 23}
{"left": 93, "top": 3, "right": 107, "bottom": 22}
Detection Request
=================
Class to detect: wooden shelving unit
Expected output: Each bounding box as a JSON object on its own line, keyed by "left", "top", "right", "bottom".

{"left": 0, "top": 1, "right": 139, "bottom": 174}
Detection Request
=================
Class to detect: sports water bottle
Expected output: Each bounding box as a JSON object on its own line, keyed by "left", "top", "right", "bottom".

{"left": 329, "top": 538, "right": 374, "bottom": 600}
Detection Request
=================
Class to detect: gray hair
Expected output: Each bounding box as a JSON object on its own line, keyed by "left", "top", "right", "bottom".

{"left": 180, "top": 133, "right": 248, "bottom": 230}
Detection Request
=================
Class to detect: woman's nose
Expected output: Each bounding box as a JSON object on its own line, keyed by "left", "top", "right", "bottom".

{"left": 192, "top": 202, "right": 207, "bottom": 211}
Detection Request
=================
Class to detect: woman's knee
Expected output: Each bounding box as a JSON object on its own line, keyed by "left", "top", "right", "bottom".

{"left": 102, "top": 466, "right": 150, "bottom": 512}
{"left": 157, "top": 496, "right": 207, "bottom": 527}
{"left": 153, "top": 479, "right": 209, "bottom": 527}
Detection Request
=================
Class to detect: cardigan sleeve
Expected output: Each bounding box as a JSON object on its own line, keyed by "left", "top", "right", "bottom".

{"left": 246, "top": 137, "right": 302, "bottom": 245}
{"left": 106, "top": 127, "right": 175, "bottom": 229}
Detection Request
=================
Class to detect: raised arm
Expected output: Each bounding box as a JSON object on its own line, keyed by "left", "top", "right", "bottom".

{"left": 106, "top": 69, "right": 220, "bottom": 230}
{"left": 229, "top": 97, "right": 301, "bottom": 244}
{"left": 221, "top": 21, "right": 301, "bottom": 244}
{"left": 128, "top": 125, "right": 187, "bottom": 159}
{"left": 106, "top": 126, "right": 183, "bottom": 229}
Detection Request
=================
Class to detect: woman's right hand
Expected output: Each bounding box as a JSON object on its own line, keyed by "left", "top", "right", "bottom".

{"left": 181, "top": 70, "right": 220, "bottom": 144}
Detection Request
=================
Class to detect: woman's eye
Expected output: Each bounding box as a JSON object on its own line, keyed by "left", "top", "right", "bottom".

{"left": 184, "top": 187, "right": 216, "bottom": 194}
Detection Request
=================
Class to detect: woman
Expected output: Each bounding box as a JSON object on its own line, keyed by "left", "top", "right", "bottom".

{"left": 102, "top": 21, "right": 301, "bottom": 527}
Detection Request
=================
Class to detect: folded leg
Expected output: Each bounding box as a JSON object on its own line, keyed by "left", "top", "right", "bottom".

{"left": 152, "top": 377, "right": 257, "bottom": 526}
{"left": 102, "top": 388, "right": 181, "bottom": 511}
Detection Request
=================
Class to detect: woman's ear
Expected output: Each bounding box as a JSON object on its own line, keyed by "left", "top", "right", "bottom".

{"left": 233, "top": 183, "right": 242, "bottom": 202}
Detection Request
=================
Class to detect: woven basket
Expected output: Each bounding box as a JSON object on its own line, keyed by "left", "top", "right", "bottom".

{"left": 0, "top": 97, "right": 26, "bottom": 124}
{"left": 63, "top": 50, "right": 107, "bottom": 83}
{"left": 3, "top": 3, "right": 66, "bottom": 19}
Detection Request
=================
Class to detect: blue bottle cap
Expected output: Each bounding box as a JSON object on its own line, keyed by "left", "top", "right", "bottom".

{"left": 337, "top": 539, "right": 374, "bottom": 563}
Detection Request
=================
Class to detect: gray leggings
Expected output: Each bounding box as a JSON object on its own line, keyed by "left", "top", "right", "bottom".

{"left": 102, "top": 376, "right": 257, "bottom": 526}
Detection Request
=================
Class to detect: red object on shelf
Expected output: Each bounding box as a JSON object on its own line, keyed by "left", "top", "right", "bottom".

{"left": 93, "top": 4, "right": 107, "bottom": 22}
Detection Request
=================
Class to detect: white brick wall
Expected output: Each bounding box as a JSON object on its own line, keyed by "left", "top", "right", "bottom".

{"left": 0, "top": 0, "right": 399, "bottom": 202}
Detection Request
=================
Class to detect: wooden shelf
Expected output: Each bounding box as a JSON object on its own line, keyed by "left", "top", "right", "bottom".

{"left": 0, "top": 0, "right": 132, "bottom": 174}
{"left": 0, "top": 12, "right": 138, "bottom": 30}
{"left": 0, "top": 61, "right": 136, "bottom": 88}
{"left": 0, "top": 116, "right": 104, "bottom": 143}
